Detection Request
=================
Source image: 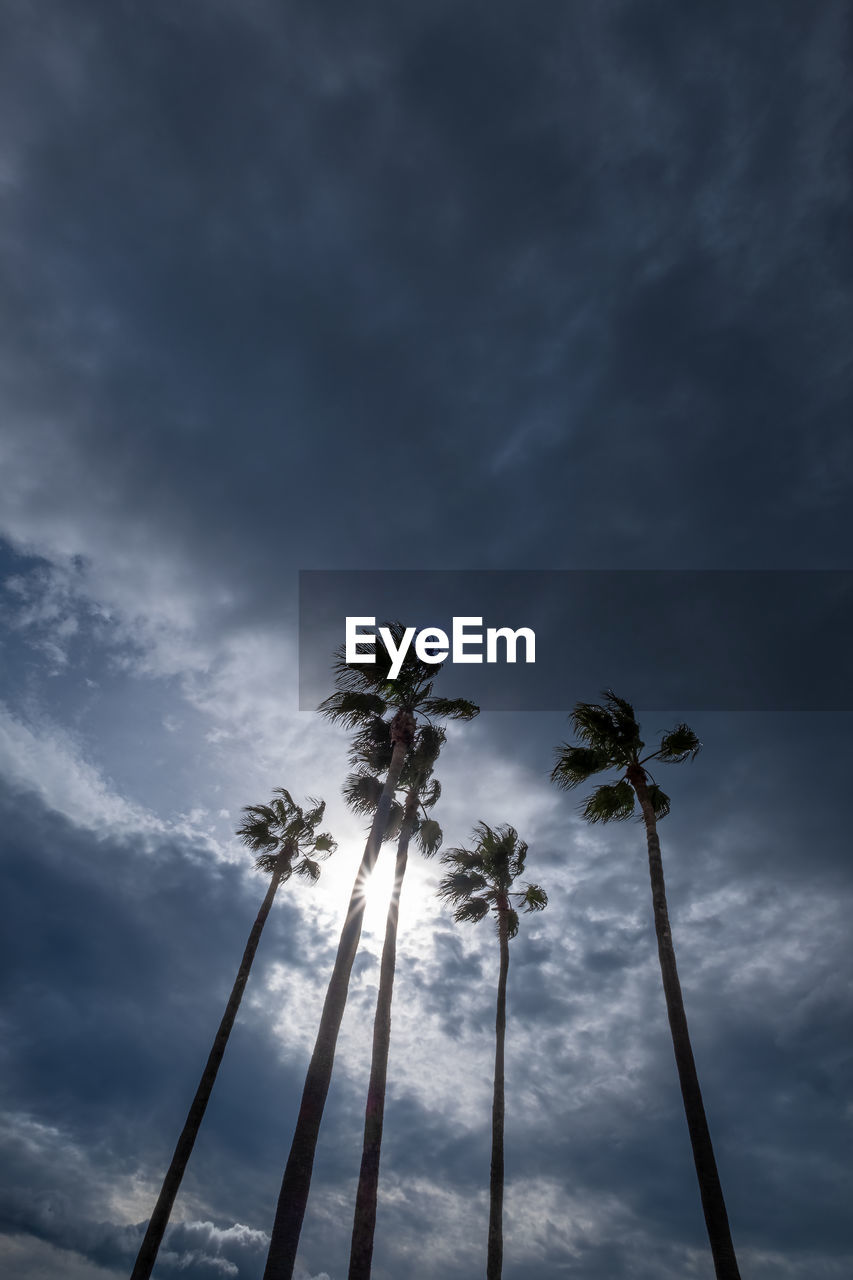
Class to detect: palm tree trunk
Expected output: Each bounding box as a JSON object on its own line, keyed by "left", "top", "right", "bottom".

{"left": 487, "top": 903, "right": 509, "bottom": 1280}
{"left": 262, "top": 711, "right": 415, "bottom": 1280}
{"left": 347, "top": 787, "right": 419, "bottom": 1280}
{"left": 130, "top": 862, "right": 284, "bottom": 1280}
{"left": 627, "top": 766, "right": 741, "bottom": 1280}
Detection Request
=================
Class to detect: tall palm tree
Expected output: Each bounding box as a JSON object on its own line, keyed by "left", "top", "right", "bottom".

{"left": 346, "top": 723, "right": 445, "bottom": 1280}
{"left": 437, "top": 822, "right": 548, "bottom": 1280}
{"left": 130, "top": 791, "right": 335, "bottom": 1280}
{"left": 262, "top": 628, "right": 477, "bottom": 1280}
{"left": 551, "top": 690, "right": 741, "bottom": 1280}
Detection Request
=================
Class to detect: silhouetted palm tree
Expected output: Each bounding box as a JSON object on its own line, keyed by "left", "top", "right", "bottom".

{"left": 262, "top": 628, "right": 477, "bottom": 1280}
{"left": 437, "top": 822, "right": 547, "bottom": 1280}
{"left": 552, "top": 690, "right": 741, "bottom": 1280}
{"left": 347, "top": 723, "right": 445, "bottom": 1280}
{"left": 130, "top": 791, "right": 335, "bottom": 1280}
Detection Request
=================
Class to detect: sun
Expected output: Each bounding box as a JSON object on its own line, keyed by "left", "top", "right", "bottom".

{"left": 359, "top": 846, "right": 399, "bottom": 939}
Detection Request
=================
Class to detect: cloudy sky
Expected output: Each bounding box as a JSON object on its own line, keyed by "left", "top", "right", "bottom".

{"left": 1, "top": 2, "right": 851, "bottom": 1278}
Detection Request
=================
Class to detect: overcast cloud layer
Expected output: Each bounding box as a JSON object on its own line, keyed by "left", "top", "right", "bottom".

{"left": 1, "top": 3, "right": 851, "bottom": 1279}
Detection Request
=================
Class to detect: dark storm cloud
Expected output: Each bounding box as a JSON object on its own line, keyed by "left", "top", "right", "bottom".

{"left": 1, "top": 0, "right": 850, "bottom": 596}
{"left": 404, "top": 923, "right": 485, "bottom": 1033}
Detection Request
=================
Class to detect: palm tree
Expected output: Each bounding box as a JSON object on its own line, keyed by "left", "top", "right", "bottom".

{"left": 130, "top": 791, "right": 335, "bottom": 1280}
{"left": 551, "top": 690, "right": 741, "bottom": 1280}
{"left": 437, "top": 822, "right": 548, "bottom": 1280}
{"left": 262, "top": 627, "right": 477, "bottom": 1280}
{"left": 346, "top": 723, "right": 445, "bottom": 1280}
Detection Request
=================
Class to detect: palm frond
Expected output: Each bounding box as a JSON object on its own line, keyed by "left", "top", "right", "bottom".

{"left": 437, "top": 869, "right": 489, "bottom": 903}
{"left": 300, "top": 797, "right": 326, "bottom": 830}
{"left": 453, "top": 897, "right": 490, "bottom": 926}
{"left": 520, "top": 883, "right": 548, "bottom": 912}
{"left": 551, "top": 744, "right": 612, "bottom": 789}
{"left": 509, "top": 837, "right": 529, "bottom": 881}
{"left": 384, "top": 800, "right": 404, "bottom": 843}
{"left": 440, "top": 846, "right": 485, "bottom": 872}
{"left": 272, "top": 795, "right": 291, "bottom": 827}
{"left": 236, "top": 803, "right": 276, "bottom": 827}
{"left": 581, "top": 780, "right": 636, "bottom": 823}
{"left": 421, "top": 696, "right": 480, "bottom": 721}
{"left": 415, "top": 818, "right": 443, "bottom": 858}
{"left": 570, "top": 692, "right": 642, "bottom": 758}
{"left": 570, "top": 701, "right": 621, "bottom": 749}
{"left": 464, "top": 821, "right": 526, "bottom": 887}
{"left": 348, "top": 716, "right": 394, "bottom": 773}
{"left": 603, "top": 689, "right": 640, "bottom": 730}
{"left": 254, "top": 850, "right": 287, "bottom": 876}
{"left": 294, "top": 857, "right": 322, "bottom": 882}
{"left": 235, "top": 811, "right": 279, "bottom": 851}
{"left": 342, "top": 772, "right": 385, "bottom": 816}
{"left": 646, "top": 784, "right": 672, "bottom": 820}
{"left": 471, "top": 820, "right": 518, "bottom": 856}
{"left": 440, "top": 820, "right": 544, "bottom": 940}
{"left": 399, "top": 757, "right": 427, "bottom": 794}
{"left": 329, "top": 639, "right": 393, "bottom": 693}
{"left": 318, "top": 689, "right": 387, "bottom": 727}
{"left": 239, "top": 789, "right": 335, "bottom": 878}
{"left": 331, "top": 622, "right": 432, "bottom": 703}
{"left": 413, "top": 722, "right": 446, "bottom": 761}
{"left": 656, "top": 723, "right": 701, "bottom": 763}
{"left": 422, "top": 778, "right": 441, "bottom": 809}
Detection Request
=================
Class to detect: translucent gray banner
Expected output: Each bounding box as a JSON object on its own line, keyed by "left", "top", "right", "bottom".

{"left": 298, "top": 570, "right": 853, "bottom": 711}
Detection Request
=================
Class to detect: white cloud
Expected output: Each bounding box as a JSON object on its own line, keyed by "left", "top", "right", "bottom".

{"left": 0, "top": 704, "right": 161, "bottom": 836}
{"left": 0, "top": 702, "right": 225, "bottom": 858}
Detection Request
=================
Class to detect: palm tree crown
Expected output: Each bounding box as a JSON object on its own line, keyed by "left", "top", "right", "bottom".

{"left": 551, "top": 687, "right": 700, "bottom": 817}
{"left": 236, "top": 788, "right": 336, "bottom": 881}
{"left": 321, "top": 621, "right": 479, "bottom": 726}
{"left": 318, "top": 622, "right": 478, "bottom": 769}
{"left": 438, "top": 821, "right": 548, "bottom": 936}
